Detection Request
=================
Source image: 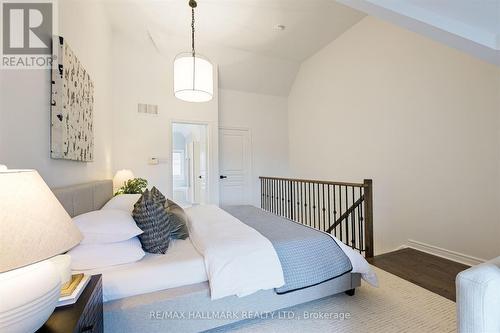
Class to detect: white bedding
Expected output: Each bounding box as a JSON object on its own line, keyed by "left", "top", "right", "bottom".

{"left": 186, "top": 205, "right": 285, "bottom": 300}
{"left": 81, "top": 205, "right": 375, "bottom": 302}
{"left": 78, "top": 238, "right": 207, "bottom": 302}
{"left": 332, "top": 237, "right": 378, "bottom": 287}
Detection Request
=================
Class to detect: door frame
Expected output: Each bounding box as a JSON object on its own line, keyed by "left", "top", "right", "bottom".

{"left": 218, "top": 126, "right": 253, "bottom": 205}
{"left": 170, "top": 119, "right": 212, "bottom": 204}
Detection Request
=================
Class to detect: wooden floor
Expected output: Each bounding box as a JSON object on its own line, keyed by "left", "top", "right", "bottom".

{"left": 368, "top": 248, "right": 469, "bottom": 301}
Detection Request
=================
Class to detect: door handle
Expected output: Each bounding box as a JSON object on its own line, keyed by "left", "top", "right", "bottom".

{"left": 220, "top": 175, "right": 227, "bottom": 179}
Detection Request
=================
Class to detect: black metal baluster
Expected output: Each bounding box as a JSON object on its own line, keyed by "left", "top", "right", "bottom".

{"left": 268, "top": 179, "right": 271, "bottom": 213}
{"left": 272, "top": 179, "right": 276, "bottom": 214}
{"left": 280, "top": 180, "right": 283, "bottom": 217}
{"left": 264, "top": 179, "right": 266, "bottom": 211}
{"left": 282, "top": 180, "right": 285, "bottom": 218}
{"left": 312, "top": 183, "right": 316, "bottom": 229}
{"left": 357, "top": 187, "right": 362, "bottom": 253}
{"left": 281, "top": 180, "right": 286, "bottom": 217}
{"left": 289, "top": 180, "right": 292, "bottom": 219}
{"left": 286, "top": 180, "right": 289, "bottom": 219}
{"left": 266, "top": 179, "right": 269, "bottom": 211}
{"left": 327, "top": 185, "right": 331, "bottom": 233}
{"left": 351, "top": 186, "right": 356, "bottom": 249}
{"left": 296, "top": 182, "right": 300, "bottom": 223}
{"left": 301, "top": 182, "right": 305, "bottom": 224}
{"left": 263, "top": 179, "right": 266, "bottom": 211}
{"left": 289, "top": 180, "right": 292, "bottom": 220}
{"left": 333, "top": 185, "right": 337, "bottom": 237}
{"left": 322, "top": 184, "right": 326, "bottom": 232}
{"left": 338, "top": 185, "right": 342, "bottom": 242}
{"left": 269, "top": 179, "right": 273, "bottom": 213}
{"left": 260, "top": 178, "right": 265, "bottom": 209}
{"left": 345, "top": 186, "right": 349, "bottom": 245}
{"left": 316, "top": 182, "right": 320, "bottom": 230}
{"left": 307, "top": 183, "right": 311, "bottom": 226}
{"left": 283, "top": 180, "right": 286, "bottom": 217}
{"left": 276, "top": 179, "right": 279, "bottom": 216}
{"left": 360, "top": 186, "right": 364, "bottom": 254}
{"left": 278, "top": 180, "right": 281, "bottom": 216}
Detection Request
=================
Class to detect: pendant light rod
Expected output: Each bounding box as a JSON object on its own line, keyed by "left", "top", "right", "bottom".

{"left": 190, "top": 0, "right": 197, "bottom": 57}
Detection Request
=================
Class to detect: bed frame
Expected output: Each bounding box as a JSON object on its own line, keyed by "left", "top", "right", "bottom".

{"left": 52, "top": 180, "right": 364, "bottom": 333}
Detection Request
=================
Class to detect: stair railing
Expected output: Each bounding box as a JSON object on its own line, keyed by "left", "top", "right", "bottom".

{"left": 259, "top": 176, "right": 374, "bottom": 258}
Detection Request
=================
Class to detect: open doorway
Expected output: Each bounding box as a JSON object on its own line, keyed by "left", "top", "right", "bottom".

{"left": 172, "top": 122, "right": 209, "bottom": 206}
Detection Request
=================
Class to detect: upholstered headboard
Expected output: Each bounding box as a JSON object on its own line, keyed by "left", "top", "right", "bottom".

{"left": 52, "top": 180, "right": 113, "bottom": 217}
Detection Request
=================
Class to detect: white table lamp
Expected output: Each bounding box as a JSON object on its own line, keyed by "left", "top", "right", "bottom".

{"left": 0, "top": 169, "right": 82, "bottom": 333}
{"left": 113, "top": 169, "right": 135, "bottom": 192}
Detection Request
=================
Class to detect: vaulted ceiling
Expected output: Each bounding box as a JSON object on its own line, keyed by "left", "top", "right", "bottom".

{"left": 102, "top": 0, "right": 365, "bottom": 96}
{"left": 103, "top": 0, "right": 499, "bottom": 96}
{"left": 337, "top": 0, "right": 500, "bottom": 66}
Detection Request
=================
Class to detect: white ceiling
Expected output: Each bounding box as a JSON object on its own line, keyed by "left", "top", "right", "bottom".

{"left": 338, "top": 0, "right": 500, "bottom": 66}
{"left": 406, "top": 0, "right": 500, "bottom": 37}
{"left": 102, "top": 0, "right": 365, "bottom": 96}
{"left": 102, "top": 0, "right": 499, "bottom": 96}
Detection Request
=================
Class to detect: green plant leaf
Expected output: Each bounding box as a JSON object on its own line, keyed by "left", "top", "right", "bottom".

{"left": 115, "top": 178, "right": 148, "bottom": 196}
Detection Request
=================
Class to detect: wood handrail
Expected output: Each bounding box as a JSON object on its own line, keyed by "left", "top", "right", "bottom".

{"left": 259, "top": 176, "right": 365, "bottom": 188}
{"left": 326, "top": 195, "right": 365, "bottom": 233}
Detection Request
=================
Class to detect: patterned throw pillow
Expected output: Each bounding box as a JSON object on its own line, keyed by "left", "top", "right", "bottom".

{"left": 150, "top": 186, "right": 166, "bottom": 207}
{"left": 132, "top": 190, "right": 172, "bottom": 254}
{"left": 165, "top": 199, "right": 190, "bottom": 240}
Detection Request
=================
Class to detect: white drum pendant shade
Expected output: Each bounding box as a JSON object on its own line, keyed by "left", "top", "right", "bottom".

{"left": 174, "top": 53, "right": 213, "bottom": 103}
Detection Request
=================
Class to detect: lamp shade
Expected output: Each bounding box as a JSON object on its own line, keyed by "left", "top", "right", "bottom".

{"left": 174, "top": 53, "right": 213, "bottom": 103}
{"left": 0, "top": 170, "right": 82, "bottom": 272}
{"left": 113, "top": 169, "right": 135, "bottom": 190}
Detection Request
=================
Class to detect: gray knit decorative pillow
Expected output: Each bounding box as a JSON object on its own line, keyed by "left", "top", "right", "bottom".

{"left": 165, "top": 199, "right": 189, "bottom": 240}
{"left": 150, "top": 186, "right": 166, "bottom": 207}
{"left": 132, "top": 189, "right": 172, "bottom": 254}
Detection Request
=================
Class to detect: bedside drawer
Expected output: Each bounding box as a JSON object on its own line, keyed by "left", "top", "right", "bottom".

{"left": 75, "top": 277, "right": 103, "bottom": 333}
{"left": 37, "top": 275, "right": 103, "bottom": 333}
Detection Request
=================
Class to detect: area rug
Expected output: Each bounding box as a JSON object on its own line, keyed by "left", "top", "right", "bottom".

{"left": 212, "top": 266, "right": 456, "bottom": 332}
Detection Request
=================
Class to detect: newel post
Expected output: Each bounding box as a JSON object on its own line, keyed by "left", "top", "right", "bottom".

{"left": 363, "top": 179, "right": 374, "bottom": 258}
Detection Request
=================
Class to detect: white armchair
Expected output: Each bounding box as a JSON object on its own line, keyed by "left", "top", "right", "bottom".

{"left": 456, "top": 257, "right": 500, "bottom": 333}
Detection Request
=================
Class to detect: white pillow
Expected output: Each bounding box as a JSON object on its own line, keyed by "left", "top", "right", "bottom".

{"left": 101, "top": 194, "right": 141, "bottom": 213}
{"left": 68, "top": 237, "right": 145, "bottom": 270}
{"left": 73, "top": 209, "right": 143, "bottom": 244}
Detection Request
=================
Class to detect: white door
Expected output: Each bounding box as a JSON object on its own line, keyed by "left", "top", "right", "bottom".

{"left": 172, "top": 122, "right": 209, "bottom": 205}
{"left": 219, "top": 128, "right": 251, "bottom": 206}
{"left": 186, "top": 142, "right": 194, "bottom": 202}
{"left": 192, "top": 141, "right": 203, "bottom": 204}
{"left": 187, "top": 141, "right": 204, "bottom": 204}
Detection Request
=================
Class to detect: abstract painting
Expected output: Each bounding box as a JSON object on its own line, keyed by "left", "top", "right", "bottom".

{"left": 51, "top": 36, "right": 94, "bottom": 162}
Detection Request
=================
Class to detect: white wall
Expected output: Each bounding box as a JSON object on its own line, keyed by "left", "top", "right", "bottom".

{"left": 288, "top": 16, "right": 500, "bottom": 260}
{"left": 219, "top": 89, "right": 289, "bottom": 206}
{"left": 0, "top": 0, "right": 113, "bottom": 187}
{"left": 111, "top": 32, "right": 219, "bottom": 203}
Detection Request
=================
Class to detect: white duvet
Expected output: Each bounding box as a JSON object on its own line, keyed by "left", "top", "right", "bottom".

{"left": 186, "top": 205, "right": 285, "bottom": 300}
{"left": 84, "top": 204, "right": 375, "bottom": 302}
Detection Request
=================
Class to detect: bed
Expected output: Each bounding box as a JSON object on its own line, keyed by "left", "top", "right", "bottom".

{"left": 52, "top": 180, "right": 376, "bottom": 333}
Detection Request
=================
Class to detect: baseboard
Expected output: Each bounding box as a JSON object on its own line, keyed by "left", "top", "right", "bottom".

{"left": 399, "top": 239, "right": 486, "bottom": 266}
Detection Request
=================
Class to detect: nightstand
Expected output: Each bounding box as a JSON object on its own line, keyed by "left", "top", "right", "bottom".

{"left": 37, "top": 275, "right": 103, "bottom": 333}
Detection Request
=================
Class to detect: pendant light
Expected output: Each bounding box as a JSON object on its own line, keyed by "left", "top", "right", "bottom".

{"left": 174, "top": 0, "right": 213, "bottom": 103}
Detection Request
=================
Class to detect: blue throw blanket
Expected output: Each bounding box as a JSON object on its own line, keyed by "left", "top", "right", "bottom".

{"left": 222, "top": 205, "right": 352, "bottom": 294}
